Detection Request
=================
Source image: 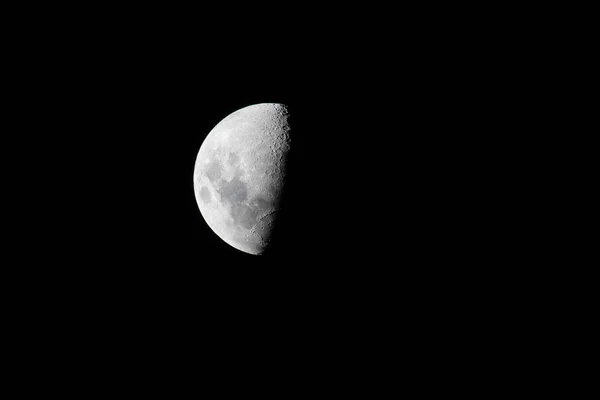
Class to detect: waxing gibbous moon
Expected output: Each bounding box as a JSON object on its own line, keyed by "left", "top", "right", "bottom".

{"left": 193, "top": 103, "right": 291, "bottom": 255}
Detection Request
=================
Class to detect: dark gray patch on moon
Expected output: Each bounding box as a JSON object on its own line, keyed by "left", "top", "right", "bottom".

{"left": 228, "top": 152, "right": 240, "bottom": 166}
{"left": 253, "top": 198, "right": 271, "bottom": 214}
{"left": 218, "top": 173, "right": 248, "bottom": 204}
{"left": 205, "top": 160, "right": 223, "bottom": 183}
{"left": 213, "top": 169, "right": 262, "bottom": 230}
{"left": 199, "top": 187, "right": 211, "bottom": 203}
{"left": 255, "top": 197, "right": 270, "bottom": 208}
{"left": 231, "top": 203, "right": 258, "bottom": 229}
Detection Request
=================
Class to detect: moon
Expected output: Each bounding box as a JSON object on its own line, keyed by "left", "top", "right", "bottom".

{"left": 193, "top": 103, "right": 291, "bottom": 255}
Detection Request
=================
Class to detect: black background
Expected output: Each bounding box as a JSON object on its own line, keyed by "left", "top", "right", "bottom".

{"left": 24, "top": 18, "right": 510, "bottom": 304}
{"left": 10, "top": 6, "right": 548, "bottom": 385}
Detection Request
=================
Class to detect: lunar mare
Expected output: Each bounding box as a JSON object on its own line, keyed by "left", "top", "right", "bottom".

{"left": 193, "top": 103, "right": 291, "bottom": 255}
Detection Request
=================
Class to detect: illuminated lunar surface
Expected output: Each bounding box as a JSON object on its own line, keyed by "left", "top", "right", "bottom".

{"left": 193, "top": 103, "right": 291, "bottom": 255}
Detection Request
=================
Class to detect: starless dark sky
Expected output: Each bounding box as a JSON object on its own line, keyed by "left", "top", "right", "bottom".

{"left": 37, "top": 32, "right": 490, "bottom": 276}
{"left": 18, "top": 3, "right": 524, "bottom": 324}
{"left": 7, "top": 8, "right": 546, "bottom": 386}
